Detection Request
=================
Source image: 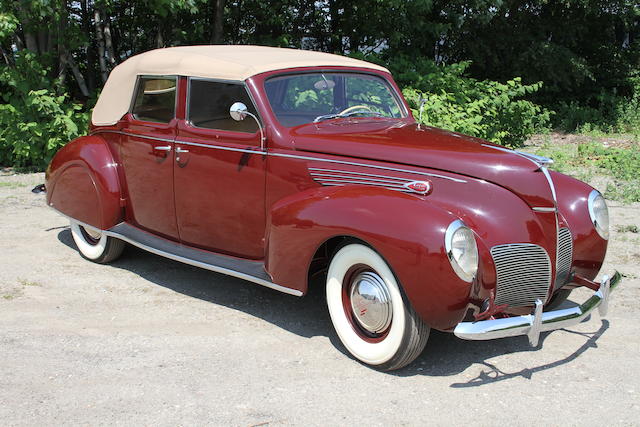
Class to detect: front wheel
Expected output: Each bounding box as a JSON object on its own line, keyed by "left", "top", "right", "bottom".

{"left": 69, "top": 221, "right": 125, "bottom": 264}
{"left": 326, "top": 243, "right": 429, "bottom": 370}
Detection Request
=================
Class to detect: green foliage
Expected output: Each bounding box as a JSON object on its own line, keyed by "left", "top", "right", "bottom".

{"left": 0, "top": 53, "right": 88, "bottom": 168}
{"left": 554, "top": 76, "right": 640, "bottom": 134}
{"left": 534, "top": 139, "right": 640, "bottom": 203}
{"left": 0, "top": 0, "right": 638, "bottom": 168}
{"left": 397, "top": 58, "right": 551, "bottom": 147}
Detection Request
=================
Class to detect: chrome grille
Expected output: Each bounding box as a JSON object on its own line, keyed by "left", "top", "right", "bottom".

{"left": 491, "top": 244, "right": 551, "bottom": 307}
{"left": 555, "top": 227, "right": 573, "bottom": 290}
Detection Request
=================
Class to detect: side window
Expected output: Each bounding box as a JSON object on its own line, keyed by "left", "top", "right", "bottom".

{"left": 131, "top": 76, "right": 177, "bottom": 123}
{"left": 188, "top": 79, "right": 258, "bottom": 133}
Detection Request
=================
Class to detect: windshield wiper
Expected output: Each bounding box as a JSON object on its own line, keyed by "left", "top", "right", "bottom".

{"left": 313, "top": 110, "right": 384, "bottom": 123}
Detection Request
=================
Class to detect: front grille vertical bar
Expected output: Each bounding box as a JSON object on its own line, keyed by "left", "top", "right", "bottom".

{"left": 554, "top": 227, "right": 573, "bottom": 290}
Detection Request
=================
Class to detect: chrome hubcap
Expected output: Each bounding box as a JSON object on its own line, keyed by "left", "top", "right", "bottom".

{"left": 349, "top": 271, "right": 392, "bottom": 334}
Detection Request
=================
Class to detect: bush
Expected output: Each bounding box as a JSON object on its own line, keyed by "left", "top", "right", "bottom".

{"left": 553, "top": 74, "right": 640, "bottom": 134}
{"left": 0, "top": 52, "right": 89, "bottom": 169}
{"left": 382, "top": 56, "right": 551, "bottom": 147}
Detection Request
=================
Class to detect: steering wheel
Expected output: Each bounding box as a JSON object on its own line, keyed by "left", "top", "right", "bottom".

{"left": 337, "top": 104, "right": 375, "bottom": 116}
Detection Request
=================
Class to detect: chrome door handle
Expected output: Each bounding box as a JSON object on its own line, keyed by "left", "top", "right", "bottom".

{"left": 154, "top": 145, "right": 172, "bottom": 151}
{"left": 175, "top": 147, "right": 189, "bottom": 153}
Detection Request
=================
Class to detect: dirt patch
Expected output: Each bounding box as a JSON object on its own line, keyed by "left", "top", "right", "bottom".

{"left": 1, "top": 171, "right": 639, "bottom": 425}
{"left": 527, "top": 131, "right": 639, "bottom": 149}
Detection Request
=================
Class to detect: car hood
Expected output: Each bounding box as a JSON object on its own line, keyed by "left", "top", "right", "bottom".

{"left": 290, "top": 119, "right": 555, "bottom": 208}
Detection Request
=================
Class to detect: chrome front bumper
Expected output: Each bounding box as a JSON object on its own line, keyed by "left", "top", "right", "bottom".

{"left": 454, "top": 271, "right": 622, "bottom": 346}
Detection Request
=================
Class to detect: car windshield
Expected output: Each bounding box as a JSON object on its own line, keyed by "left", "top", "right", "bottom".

{"left": 264, "top": 72, "right": 405, "bottom": 127}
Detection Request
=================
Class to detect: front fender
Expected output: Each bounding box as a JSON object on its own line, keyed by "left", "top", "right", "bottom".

{"left": 551, "top": 171, "right": 608, "bottom": 280}
{"left": 45, "top": 135, "right": 122, "bottom": 230}
{"left": 265, "top": 185, "right": 473, "bottom": 330}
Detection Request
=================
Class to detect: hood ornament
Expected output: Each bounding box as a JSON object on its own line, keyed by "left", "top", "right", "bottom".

{"left": 515, "top": 150, "right": 554, "bottom": 167}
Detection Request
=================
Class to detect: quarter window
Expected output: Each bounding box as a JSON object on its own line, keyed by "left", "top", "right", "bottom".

{"left": 188, "top": 79, "right": 258, "bottom": 133}
{"left": 131, "top": 76, "right": 176, "bottom": 123}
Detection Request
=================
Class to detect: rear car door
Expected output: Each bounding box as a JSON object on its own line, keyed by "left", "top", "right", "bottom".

{"left": 173, "top": 78, "right": 266, "bottom": 259}
{"left": 120, "top": 75, "right": 180, "bottom": 239}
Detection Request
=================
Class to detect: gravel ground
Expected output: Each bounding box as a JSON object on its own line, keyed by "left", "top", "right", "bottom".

{"left": 1, "top": 170, "right": 639, "bottom": 426}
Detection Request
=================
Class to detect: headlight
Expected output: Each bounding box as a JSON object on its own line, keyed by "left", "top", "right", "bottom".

{"left": 588, "top": 190, "right": 609, "bottom": 240}
{"left": 445, "top": 220, "right": 479, "bottom": 282}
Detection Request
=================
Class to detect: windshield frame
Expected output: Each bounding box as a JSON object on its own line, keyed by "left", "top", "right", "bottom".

{"left": 262, "top": 69, "right": 409, "bottom": 128}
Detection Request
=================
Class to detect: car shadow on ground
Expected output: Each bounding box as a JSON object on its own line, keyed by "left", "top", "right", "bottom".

{"left": 57, "top": 228, "right": 610, "bottom": 385}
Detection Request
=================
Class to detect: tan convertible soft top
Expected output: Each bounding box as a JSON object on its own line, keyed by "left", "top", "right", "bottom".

{"left": 91, "top": 45, "right": 389, "bottom": 126}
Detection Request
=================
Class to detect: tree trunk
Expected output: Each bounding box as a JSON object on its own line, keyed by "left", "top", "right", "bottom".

{"left": 156, "top": 28, "right": 164, "bottom": 48}
{"left": 16, "top": 2, "right": 39, "bottom": 53}
{"left": 62, "top": 52, "right": 90, "bottom": 97}
{"left": 103, "top": 8, "right": 116, "bottom": 65}
{"left": 24, "top": 32, "right": 38, "bottom": 53}
{"left": 57, "top": 50, "right": 67, "bottom": 88}
{"left": 0, "top": 46, "right": 12, "bottom": 65}
{"left": 212, "top": 0, "right": 225, "bottom": 44}
{"left": 94, "top": 8, "right": 108, "bottom": 83}
{"left": 37, "top": 29, "right": 48, "bottom": 53}
{"left": 80, "top": 0, "right": 96, "bottom": 92}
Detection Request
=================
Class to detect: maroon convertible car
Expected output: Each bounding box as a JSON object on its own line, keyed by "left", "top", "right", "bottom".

{"left": 45, "top": 45, "right": 620, "bottom": 370}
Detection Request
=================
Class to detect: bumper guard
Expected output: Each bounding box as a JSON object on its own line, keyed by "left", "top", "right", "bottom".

{"left": 454, "top": 271, "right": 622, "bottom": 346}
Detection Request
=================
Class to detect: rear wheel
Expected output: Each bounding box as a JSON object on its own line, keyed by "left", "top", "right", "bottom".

{"left": 70, "top": 221, "right": 125, "bottom": 263}
{"left": 326, "top": 243, "right": 429, "bottom": 370}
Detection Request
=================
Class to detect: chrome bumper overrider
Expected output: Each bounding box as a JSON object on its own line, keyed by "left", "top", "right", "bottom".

{"left": 454, "top": 271, "right": 622, "bottom": 346}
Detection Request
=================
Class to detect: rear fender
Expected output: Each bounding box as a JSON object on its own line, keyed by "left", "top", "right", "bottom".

{"left": 265, "top": 185, "right": 472, "bottom": 330}
{"left": 45, "top": 135, "right": 122, "bottom": 229}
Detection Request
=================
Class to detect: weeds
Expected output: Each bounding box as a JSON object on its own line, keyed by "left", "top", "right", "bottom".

{"left": 533, "top": 137, "right": 640, "bottom": 203}
{"left": 616, "top": 224, "right": 639, "bottom": 233}
{"left": 18, "top": 278, "right": 41, "bottom": 287}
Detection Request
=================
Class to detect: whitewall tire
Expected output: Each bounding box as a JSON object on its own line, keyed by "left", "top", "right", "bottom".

{"left": 326, "top": 243, "right": 429, "bottom": 370}
{"left": 70, "top": 221, "right": 125, "bottom": 263}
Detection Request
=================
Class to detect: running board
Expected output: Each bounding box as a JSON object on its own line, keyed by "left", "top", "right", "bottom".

{"left": 105, "top": 223, "right": 302, "bottom": 296}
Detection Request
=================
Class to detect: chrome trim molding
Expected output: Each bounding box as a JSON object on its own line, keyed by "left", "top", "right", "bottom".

{"left": 532, "top": 206, "right": 557, "bottom": 212}
{"left": 454, "top": 271, "right": 622, "bottom": 345}
{"left": 309, "top": 167, "right": 431, "bottom": 194}
{"left": 281, "top": 152, "right": 466, "bottom": 183}
{"left": 102, "top": 227, "right": 302, "bottom": 296}
{"left": 178, "top": 140, "right": 262, "bottom": 154}
{"left": 540, "top": 166, "right": 557, "bottom": 204}
{"left": 94, "top": 130, "right": 176, "bottom": 144}
{"left": 91, "top": 130, "right": 467, "bottom": 183}
{"left": 52, "top": 209, "right": 302, "bottom": 297}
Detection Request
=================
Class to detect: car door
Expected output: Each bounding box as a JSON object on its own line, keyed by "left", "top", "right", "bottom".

{"left": 173, "top": 78, "right": 266, "bottom": 259}
{"left": 120, "top": 75, "right": 180, "bottom": 239}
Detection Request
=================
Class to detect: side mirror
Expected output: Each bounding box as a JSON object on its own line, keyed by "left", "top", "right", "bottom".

{"left": 229, "top": 102, "right": 265, "bottom": 150}
{"left": 230, "top": 102, "right": 249, "bottom": 121}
